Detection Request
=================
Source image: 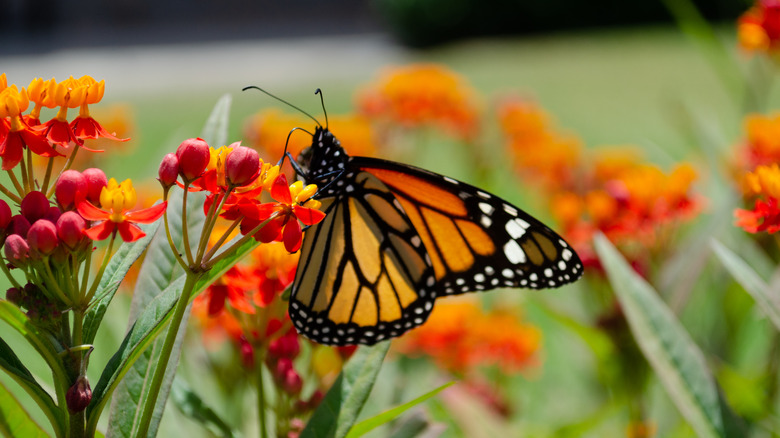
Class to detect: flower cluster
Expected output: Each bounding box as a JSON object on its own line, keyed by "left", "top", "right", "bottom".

{"left": 735, "top": 164, "right": 780, "bottom": 233}
{"left": 394, "top": 300, "right": 540, "bottom": 374}
{"left": 734, "top": 112, "right": 780, "bottom": 170}
{"left": 356, "top": 64, "right": 481, "bottom": 141}
{"left": 738, "top": 0, "right": 780, "bottom": 55}
{"left": 192, "top": 243, "right": 352, "bottom": 436}
{"left": 499, "top": 98, "right": 701, "bottom": 270}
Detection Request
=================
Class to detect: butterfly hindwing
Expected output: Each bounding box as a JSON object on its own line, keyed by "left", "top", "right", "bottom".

{"left": 351, "top": 157, "right": 583, "bottom": 296}
{"left": 290, "top": 168, "right": 437, "bottom": 345}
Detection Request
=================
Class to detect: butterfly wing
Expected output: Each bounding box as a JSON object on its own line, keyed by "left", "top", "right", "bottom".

{"left": 290, "top": 167, "right": 437, "bottom": 345}
{"left": 351, "top": 157, "right": 583, "bottom": 296}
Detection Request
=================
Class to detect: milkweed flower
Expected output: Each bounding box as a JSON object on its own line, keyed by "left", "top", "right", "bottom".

{"left": 357, "top": 63, "right": 480, "bottom": 140}
{"left": 0, "top": 85, "right": 59, "bottom": 170}
{"left": 70, "top": 76, "right": 128, "bottom": 143}
{"left": 735, "top": 164, "right": 780, "bottom": 233}
{"left": 738, "top": 0, "right": 780, "bottom": 54}
{"left": 395, "top": 300, "right": 541, "bottom": 374}
{"left": 734, "top": 113, "right": 780, "bottom": 170}
{"left": 241, "top": 173, "right": 325, "bottom": 252}
{"left": 77, "top": 178, "right": 167, "bottom": 242}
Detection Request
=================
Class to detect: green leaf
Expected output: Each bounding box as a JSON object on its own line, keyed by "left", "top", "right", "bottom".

{"left": 302, "top": 342, "right": 390, "bottom": 438}
{"left": 0, "top": 301, "right": 68, "bottom": 414}
{"left": 0, "top": 380, "right": 50, "bottom": 438}
{"left": 593, "top": 233, "right": 734, "bottom": 438}
{"left": 83, "top": 221, "right": 160, "bottom": 345}
{"left": 169, "top": 377, "right": 237, "bottom": 438}
{"left": 0, "top": 336, "right": 64, "bottom": 436}
{"left": 105, "top": 93, "right": 232, "bottom": 437}
{"left": 345, "top": 381, "right": 454, "bottom": 438}
{"left": 711, "top": 239, "right": 780, "bottom": 332}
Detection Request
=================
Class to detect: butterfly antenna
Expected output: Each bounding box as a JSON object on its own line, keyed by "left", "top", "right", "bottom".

{"left": 315, "top": 88, "right": 329, "bottom": 129}
{"left": 242, "top": 85, "right": 321, "bottom": 127}
{"left": 278, "top": 127, "right": 312, "bottom": 174}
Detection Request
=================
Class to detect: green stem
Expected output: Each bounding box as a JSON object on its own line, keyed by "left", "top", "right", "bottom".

{"left": 18, "top": 155, "right": 29, "bottom": 193}
{"left": 6, "top": 169, "right": 24, "bottom": 198}
{"left": 134, "top": 271, "right": 202, "bottom": 438}
{"left": 0, "top": 256, "right": 23, "bottom": 289}
{"left": 195, "top": 187, "right": 231, "bottom": 263}
{"left": 257, "top": 356, "right": 269, "bottom": 438}
{"left": 85, "top": 234, "right": 116, "bottom": 303}
{"left": 40, "top": 259, "right": 74, "bottom": 308}
{"left": 203, "top": 212, "right": 278, "bottom": 269}
{"left": 162, "top": 205, "right": 190, "bottom": 271}
{"left": 41, "top": 157, "right": 56, "bottom": 195}
{"left": 26, "top": 148, "right": 34, "bottom": 190}
{"left": 181, "top": 186, "right": 195, "bottom": 266}
{"left": 68, "top": 309, "right": 86, "bottom": 438}
{"left": 0, "top": 180, "right": 22, "bottom": 204}
{"left": 200, "top": 215, "right": 243, "bottom": 264}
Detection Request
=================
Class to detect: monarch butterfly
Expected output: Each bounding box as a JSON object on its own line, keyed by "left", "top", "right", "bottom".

{"left": 248, "top": 87, "right": 583, "bottom": 346}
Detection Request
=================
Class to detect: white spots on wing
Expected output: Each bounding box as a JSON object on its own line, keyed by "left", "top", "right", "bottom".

{"left": 479, "top": 202, "right": 494, "bottom": 215}
{"left": 480, "top": 216, "right": 492, "bottom": 228}
{"left": 444, "top": 176, "right": 459, "bottom": 184}
{"left": 477, "top": 190, "right": 491, "bottom": 199}
{"left": 502, "top": 268, "right": 514, "bottom": 278}
{"left": 474, "top": 273, "right": 485, "bottom": 283}
{"left": 345, "top": 185, "right": 355, "bottom": 193}
{"left": 411, "top": 235, "right": 422, "bottom": 247}
{"left": 544, "top": 268, "right": 553, "bottom": 278}
{"left": 505, "top": 218, "right": 528, "bottom": 239}
{"left": 562, "top": 249, "right": 573, "bottom": 261}
{"left": 503, "top": 204, "right": 518, "bottom": 216}
{"left": 558, "top": 260, "right": 567, "bottom": 271}
{"left": 503, "top": 240, "right": 526, "bottom": 264}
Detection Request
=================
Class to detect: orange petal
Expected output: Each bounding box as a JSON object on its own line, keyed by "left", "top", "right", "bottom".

{"left": 125, "top": 202, "right": 167, "bottom": 223}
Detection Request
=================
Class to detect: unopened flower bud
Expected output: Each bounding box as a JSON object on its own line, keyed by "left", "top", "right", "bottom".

{"left": 27, "top": 220, "right": 59, "bottom": 255}
{"left": 268, "top": 330, "right": 301, "bottom": 360}
{"left": 66, "top": 376, "right": 92, "bottom": 414}
{"left": 7, "top": 215, "right": 30, "bottom": 238}
{"left": 5, "top": 287, "right": 21, "bottom": 305}
{"left": 284, "top": 369, "right": 303, "bottom": 395}
{"left": 44, "top": 206, "right": 62, "bottom": 224}
{"left": 20, "top": 191, "right": 49, "bottom": 223}
{"left": 57, "top": 212, "right": 86, "bottom": 249}
{"left": 239, "top": 335, "right": 255, "bottom": 369}
{"left": 55, "top": 170, "right": 88, "bottom": 210}
{"left": 4, "top": 234, "right": 29, "bottom": 267}
{"left": 176, "top": 138, "right": 210, "bottom": 181}
{"left": 273, "top": 357, "right": 294, "bottom": 384}
{"left": 0, "top": 200, "right": 11, "bottom": 230}
{"left": 226, "top": 146, "right": 260, "bottom": 186}
{"left": 82, "top": 168, "right": 108, "bottom": 204}
{"left": 158, "top": 153, "right": 179, "bottom": 187}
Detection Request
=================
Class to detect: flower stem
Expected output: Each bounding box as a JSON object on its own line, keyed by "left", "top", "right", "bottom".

{"left": 257, "top": 357, "right": 269, "bottom": 438}
{"left": 162, "top": 206, "right": 190, "bottom": 271}
{"left": 6, "top": 169, "right": 24, "bottom": 198}
{"left": 0, "top": 180, "right": 22, "bottom": 204}
{"left": 41, "top": 157, "right": 56, "bottom": 195}
{"left": 181, "top": 186, "right": 195, "bottom": 266}
{"left": 85, "top": 233, "right": 116, "bottom": 303}
{"left": 134, "top": 270, "right": 201, "bottom": 438}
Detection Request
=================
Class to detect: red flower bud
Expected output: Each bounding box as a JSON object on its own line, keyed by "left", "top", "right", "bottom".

{"left": 158, "top": 153, "right": 180, "bottom": 187}
{"left": 27, "top": 220, "right": 59, "bottom": 255}
{"left": 44, "top": 206, "right": 62, "bottom": 224}
{"left": 238, "top": 335, "right": 255, "bottom": 369}
{"left": 82, "top": 168, "right": 108, "bottom": 204}
{"left": 0, "top": 200, "right": 11, "bottom": 230}
{"left": 6, "top": 215, "right": 30, "bottom": 238}
{"left": 268, "top": 330, "right": 301, "bottom": 360}
{"left": 20, "top": 191, "right": 50, "bottom": 223}
{"left": 176, "top": 138, "right": 210, "bottom": 181}
{"left": 5, "top": 287, "right": 21, "bottom": 305}
{"left": 273, "top": 357, "right": 294, "bottom": 384}
{"left": 4, "top": 234, "right": 29, "bottom": 267}
{"left": 283, "top": 368, "right": 303, "bottom": 395}
{"left": 337, "top": 345, "right": 358, "bottom": 360}
{"left": 226, "top": 146, "right": 260, "bottom": 186}
{"left": 57, "top": 212, "right": 86, "bottom": 249}
{"left": 66, "top": 376, "right": 92, "bottom": 414}
{"left": 55, "top": 170, "right": 88, "bottom": 210}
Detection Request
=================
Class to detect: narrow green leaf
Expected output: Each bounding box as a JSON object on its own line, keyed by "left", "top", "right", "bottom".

{"left": 83, "top": 221, "right": 160, "bottom": 345}
{"left": 0, "top": 336, "right": 64, "bottom": 436}
{"left": 0, "top": 380, "right": 49, "bottom": 438}
{"left": 345, "top": 381, "right": 454, "bottom": 438}
{"left": 594, "top": 233, "right": 728, "bottom": 438}
{"left": 170, "top": 377, "right": 237, "bottom": 438}
{"left": 711, "top": 239, "right": 780, "bottom": 332}
{"left": 200, "top": 94, "right": 232, "bottom": 147}
{"left": 302, "top": 342, "right": 390, "bottom": 438}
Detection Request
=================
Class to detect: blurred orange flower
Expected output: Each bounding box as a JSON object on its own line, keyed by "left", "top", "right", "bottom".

{"left": 738, "top": 0, "right": 780, "bottom": 54}
{"left": 735, "top": 164, "right": 780, "bottom": 233}
{"left": 357, "top": 64, "right": 480, "bottom": 141}
{"left": 735, "top": 113, "right": 780, "bottom": 171}
{"left": 394, "top": 299, "right": 540, "bottom": 374}
{"left": 244, "top": 109, "right": 377, "bottom": 175}
{"left": 498, "top": 97, "right": 582, "bottom": 190}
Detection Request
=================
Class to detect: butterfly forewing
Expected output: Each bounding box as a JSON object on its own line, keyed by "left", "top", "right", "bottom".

{"left": 290, "top": 169, "right": 436, "bottom": 345}
{"left": 352, "top": 157, "right": 583, "bottom": 296}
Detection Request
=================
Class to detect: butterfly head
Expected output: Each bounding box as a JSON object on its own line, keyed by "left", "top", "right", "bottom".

{"left": 297, "top": 126, "right": 349, "bottom": 186}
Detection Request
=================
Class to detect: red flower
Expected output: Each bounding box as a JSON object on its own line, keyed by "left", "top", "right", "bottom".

{"left": 77, "top": 178, "right": 166, "bottom": 242}
{"left": 242, "top": 174, "right": 325, "bottom": 252}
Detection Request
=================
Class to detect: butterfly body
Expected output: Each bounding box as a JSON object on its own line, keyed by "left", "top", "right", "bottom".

{"left": 290, "top": 127, "right": 582, "bottom": 345}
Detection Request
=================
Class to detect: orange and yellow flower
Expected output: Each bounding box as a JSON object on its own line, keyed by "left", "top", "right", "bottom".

{"left": 735, "top": 112, "right": 780, "bottom": 171}
{"left": 77, "top": 178, "right": 167, "bottom": 242}
{"left": 738, "top": 0, "right": 780, "bottom": 54}
{"left": 357, "top": 64, "right": 480, "bottom": 141}
{"left": 394, "top": 299, "right": 540, "bottom": 374}
{"left": 735, "top": 164, "right": 780, "bottom": 233}
{"left": 0, "top": 85, "right": 59, "bottom": 170}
